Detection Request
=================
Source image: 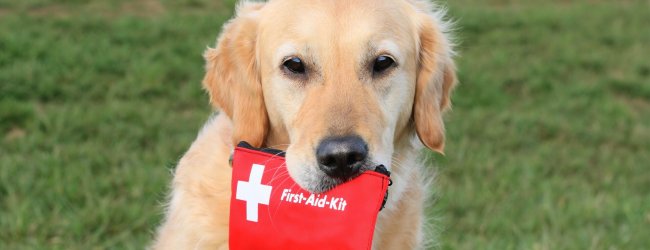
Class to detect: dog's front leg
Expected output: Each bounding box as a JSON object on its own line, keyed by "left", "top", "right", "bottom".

{"left": 373, "top": 174, "right": 427, "bottom": 250}
{"left": 151, "top": 185, "right": 230, "bottom": 250}
{"left": 152, "top": 115, "right": 234, "bottom": 250}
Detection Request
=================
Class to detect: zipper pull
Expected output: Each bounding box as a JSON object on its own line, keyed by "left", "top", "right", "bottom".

{"left": 374, "top": 165, "right": 392, "bottom": 211}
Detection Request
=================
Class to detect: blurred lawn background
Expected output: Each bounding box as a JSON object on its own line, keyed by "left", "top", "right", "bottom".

{"left": 1, "top": 0, "right": 649, "bottom": 249}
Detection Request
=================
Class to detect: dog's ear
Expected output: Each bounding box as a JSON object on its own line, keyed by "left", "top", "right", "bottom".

{"left": 413, "top": 7, "right": 457, "bottom": 154}
{"left": 203, "top": 2, "right": 268, "bottom": 147}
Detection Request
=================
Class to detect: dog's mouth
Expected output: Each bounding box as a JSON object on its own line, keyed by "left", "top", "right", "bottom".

{"left": 237, "top": 141, "right": 375, "bottom": 193}
{"left": 285, "top": 134, "right": 385, "bottom": 193}
{"left": 293, "top": 160, "right": 377, "bottom": 193}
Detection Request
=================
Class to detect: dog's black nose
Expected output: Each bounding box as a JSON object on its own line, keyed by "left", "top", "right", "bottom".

{"left": 316, "top": 136, "right": 368, "bottom": 179}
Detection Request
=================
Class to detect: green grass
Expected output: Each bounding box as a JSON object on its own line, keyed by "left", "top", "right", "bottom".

{"left": 1, "top": 0, "right": 648, "bottom": 249}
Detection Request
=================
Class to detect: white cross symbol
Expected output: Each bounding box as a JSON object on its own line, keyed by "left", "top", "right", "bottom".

{"left": 236, "top": 164, "right": 272, "bottom": 222}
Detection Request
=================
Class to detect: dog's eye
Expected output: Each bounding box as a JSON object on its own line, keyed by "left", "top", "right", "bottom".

{"left": 372, "top": 55, "right": 395, "bottom": 74}
{"left": 283, "top": 57, "right": 306, "bottom": 74}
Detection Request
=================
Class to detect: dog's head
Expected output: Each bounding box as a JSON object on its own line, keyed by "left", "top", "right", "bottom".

{"left": 204, "top": 0, "right": 456, "bottom": 193}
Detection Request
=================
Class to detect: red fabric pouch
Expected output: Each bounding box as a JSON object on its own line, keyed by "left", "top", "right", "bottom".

{"left": 229, "top": 141, "right": 391, "bottom": 250}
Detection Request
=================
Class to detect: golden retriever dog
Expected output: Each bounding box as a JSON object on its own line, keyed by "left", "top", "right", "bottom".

{"left": 153, "top": 0, "right": 456, "bottom": 249}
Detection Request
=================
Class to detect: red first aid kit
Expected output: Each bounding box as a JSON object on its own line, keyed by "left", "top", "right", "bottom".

{"left": 229, "top": 141, "right": 391, "bottom": 250}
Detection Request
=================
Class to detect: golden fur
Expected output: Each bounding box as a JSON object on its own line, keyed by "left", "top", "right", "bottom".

{"left": 153, "top": 0, "right": 456, "bottom": 249}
